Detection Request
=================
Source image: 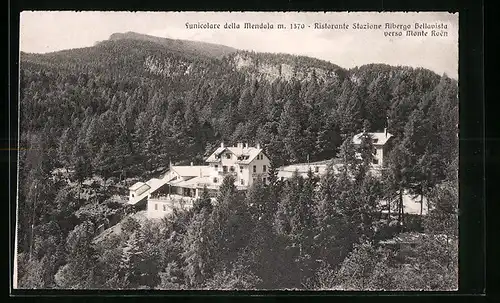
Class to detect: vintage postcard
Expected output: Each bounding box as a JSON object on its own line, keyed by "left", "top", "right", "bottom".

{"left": 15, "top": 11, "right": 458, "bottom": 290}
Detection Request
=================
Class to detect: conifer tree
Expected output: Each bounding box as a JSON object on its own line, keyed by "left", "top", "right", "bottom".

{"left": 336, "top": 240, "right": 378, "bottom": 290}
{"left": 55, "top": 221, "right": 98, "bottom": 289}
{"left": 192, "top": 186, "right": 213, "bottom": 214}
{"left": 181, "top": 210, "right": 215, "bottom": 288}
{"left": 216, "top": 174, "right": 236, "bottom": 205}
{"left": 119, "top": 232, "right": 143, "bottom": 288}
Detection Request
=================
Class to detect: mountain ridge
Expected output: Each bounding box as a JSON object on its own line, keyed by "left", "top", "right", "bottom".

{"left": 21, "top": 31, "right": 450, "bottom": 82}
{"left": 106, "top": 31, "right": 238, "bottom": 59}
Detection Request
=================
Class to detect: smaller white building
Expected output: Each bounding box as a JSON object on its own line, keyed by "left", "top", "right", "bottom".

{"left": 128, "top": 182, "right": 151, "bottom": 201}
{"left": 352, "top": 128, "right": 394, "bottom": 167}
{"left": 277, "top": 159, "right": 342, "bottom": 181}
{"left": 146, "top": 195, "right": 197, "bottom": 219}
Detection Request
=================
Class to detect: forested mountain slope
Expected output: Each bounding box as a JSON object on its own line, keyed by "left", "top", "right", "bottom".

{"left": 16, "top": 32, "right": 458, "bottom": 290}
{"left": 20, "top": 32, "right": 457, "bottom": 171}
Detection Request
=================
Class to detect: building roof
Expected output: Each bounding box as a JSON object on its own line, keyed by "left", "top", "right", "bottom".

{"left": 353, "top": 131, "right": 393, "bottom": 146}
{"left": 129, "top": 181, "right": 150, "bottom": 191}
{"left": 206, "top": 147, "right": 226, "bottom": 162}
{"left": 278, "top": 159, "right": 344, "bottom": 173}
{"left": 168, "top": 178, "right": 189, "bottom": 186}
{"left": 171, "top": 165, "right": 209, "bottom": 177}
{"left": 277, "top": 163, "right": 344, "bottom": 179}
{"left": 169, "top": 176, "right": 248, "bottom": 191}
{"left": 145, "top": 178, "right": 165, "bottom": 188}
{"left": 128, "top": 178, "right": 167, "bottom": 205}
{"left": 280, "top": 161, "right": 327, "bottom": 172}
{"left": 205, "top": 146, "right": 264, "bottom": 164}
{"left": 170, "top": 176, "right": 210, "bottom": 189}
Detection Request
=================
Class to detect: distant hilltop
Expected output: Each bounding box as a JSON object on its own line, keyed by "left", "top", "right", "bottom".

{"left": 106, "top": 31, "right": 238, "bottom": 59}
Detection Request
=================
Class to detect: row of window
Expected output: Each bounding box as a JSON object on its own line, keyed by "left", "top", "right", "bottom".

{"left": 253, "top": 165, "right": 266, "bottom": 173}
{"left": 253, "top": 177, "right": 267, "bottom": 184}
{"left": 221, "top": 153, "right": 264, "bottom": 161}
{"left": 213, "top": 177, "right": 243, "bottom": 184}
{"left": 214, "top": 164, "right": 267, "bottom": 173}
{"left": 215, "top": 165, "right": 238, "bottom": 172}
{"left": 154, "top": 204, "right": 168, "bottom": 212}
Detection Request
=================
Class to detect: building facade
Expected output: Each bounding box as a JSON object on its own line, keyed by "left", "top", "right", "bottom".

{"left": 129, "top": 142, "right": 271, "bottom": 218}
{"left": 205, "top": 142, "right": 271, "bottom": 188}
{"left": 352, "top": 128, "right": 394, "bottom": 168}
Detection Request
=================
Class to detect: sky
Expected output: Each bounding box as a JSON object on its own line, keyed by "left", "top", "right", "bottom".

{"left": 20, "top": 11, "right": 458, "bottom": 78}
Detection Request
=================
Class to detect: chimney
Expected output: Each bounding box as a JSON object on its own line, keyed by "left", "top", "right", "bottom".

{"left": 384, "top": 128, "right": 387, "bottom": 138}
{"left": 237, "top": 142, "right": 243, "bottom": 149}
{"left": 221, "top": 142, "right": 224, "bottom": 148}
{"left": 244, "top": 142, "right": 248, "bottom": 148}
{"left": 256, "top": 143, "right": 261, "bottom": 149}
{"left": 190, "top": 162, "right": 193, "bottom": 166}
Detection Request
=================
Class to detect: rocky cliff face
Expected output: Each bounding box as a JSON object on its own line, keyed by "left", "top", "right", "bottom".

{"left": 143, "top": 55, "right": 198, "bottom": 77}
{"left": 231, "top": 52, "right": 341, "bottom": 83}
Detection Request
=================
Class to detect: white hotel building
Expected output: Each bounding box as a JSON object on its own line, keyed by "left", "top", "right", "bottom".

{"left": 128, "top": 142, "right": 270, "bottom": 218}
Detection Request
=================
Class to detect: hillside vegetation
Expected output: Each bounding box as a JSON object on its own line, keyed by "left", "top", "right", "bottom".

{"left": 17, "top": 32, "right": 458, "bottom": 290}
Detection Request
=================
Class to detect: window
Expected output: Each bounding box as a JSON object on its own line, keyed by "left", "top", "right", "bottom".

{"left": 263, "top": 177, "right": 267, "bottom": 184}
{"left": 315, "top": 166, "right": 319, "bottom": 173}
{"left": 240, "top": 179, "right": 244, "bottom": 185}
{"left": 132, "top": 193, "right": 135, "bottom": 197}
{"left": 223, "top": 166, "right": 228, "bottom": 173}
{"left": 253, "top": 178, "right": 256, "bottom": 182}
{"left": 215, "top": 164, "right": 218, "bottom": 170}
{"left": 226, "top": 153, "right": 231, "bottom": 159}
{"left": 240, "top": 166, "right": 243, "bottom": 173}
{"left": 230, "top": 166, "right": 235, "bottom": 172}
{"left": 253, "top": 165, "right": 256, "bottom": 173}
{"left": 163, "top": 205, "right": 166, "bottom": 211}
{"left": 372, "top": 158, "right": 379, "bottom": 164}
{"left": 263, "top": 165, "right": 267, "bottom": 172}
{"left": 213, "top": 177, "right": 218, "bottom": 183}
{"left": 154, "top": 204, "right": 158, "bottom": 210}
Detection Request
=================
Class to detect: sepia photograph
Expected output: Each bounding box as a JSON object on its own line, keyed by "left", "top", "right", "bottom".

{"left": 15, "top": 11, "right": 459, "bottom": 291}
